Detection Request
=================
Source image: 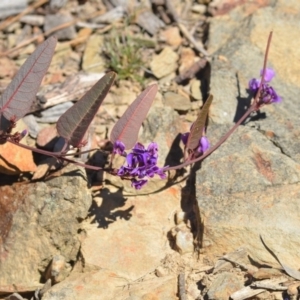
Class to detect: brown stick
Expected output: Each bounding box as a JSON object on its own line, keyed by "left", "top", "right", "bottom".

{"left": 0, "top": 0, "right": 49, "bottom": 31}
{"left": 0, "top": 9, "right": 106, "bottom": 57}
{"left": 178, "top": 273, "right": 187, "bottom": 300}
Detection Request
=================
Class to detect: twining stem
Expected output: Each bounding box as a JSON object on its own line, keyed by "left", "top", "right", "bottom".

{"left": 6, "top": 31, "right": 273, "bottom": 178}
{"left": 165, "top": 31, "right": 273, "bottom": 171}
{"left": 164, "top": 103, "right": 256, "bottom": 171}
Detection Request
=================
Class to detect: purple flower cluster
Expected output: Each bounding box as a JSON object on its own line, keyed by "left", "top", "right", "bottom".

{"left": 181, "top": 132, "right": 210, "bottom": 155}
{"left": 114, "top": 141, "right": 166, "bottom": 189}
{"left": 249, "top": 68, "right": 282, "bottom": 104}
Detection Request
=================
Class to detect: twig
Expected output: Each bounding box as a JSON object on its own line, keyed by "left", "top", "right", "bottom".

{"left": 178, "top": 273, "right": 187, "bottom": 300}
{"left": 0, "top": 20, "right": 76, "bottom": 57}
{"left": 165, "top": 0, "right": 209, "bottom": 57}
{"left": 0, "top": 9, "right": 106, "bottom": 57}
{"left": 177, "top": 23, "right": 209, "bottom": 57}
{"left": 0, "top": 0, "right": 49, "bottom": 31}
{"left": 175, "top": 59, "right": 207, "bottom": 83}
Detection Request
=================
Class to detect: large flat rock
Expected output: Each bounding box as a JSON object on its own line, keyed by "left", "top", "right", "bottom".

{"left": 0, "top": 165, "right": 92, "bottom": 292}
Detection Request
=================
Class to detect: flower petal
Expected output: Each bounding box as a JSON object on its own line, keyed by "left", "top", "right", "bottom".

{"left": 260, "top": 68, "right": 275, "bottom": 82}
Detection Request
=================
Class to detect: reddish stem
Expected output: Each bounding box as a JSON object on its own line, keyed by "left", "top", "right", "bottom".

{"left": 165, "top": 31, "right": 273, "bottom": 171}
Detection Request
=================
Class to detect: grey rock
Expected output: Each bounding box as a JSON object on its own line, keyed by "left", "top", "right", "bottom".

{"left": 150, "top": 47, "right": 179, "bottom": 79}
{"left": 141, "top": 106, "right": 183, "bottom": 167}
{"left": 44, "top": 13, "right": 76, "bottom": 41}
{"left": 42, "top": 270, "right": 177, "bottom": 300}
{"left": 207, "top": 272, "right": 244, "bottom": 300}
{"left": 20, "top": 15, "right": 45, "bottom": 26}
{"left": 50, "top": 0, "right": 67, "bottom": 11}
{"left": 4, "top": 293, "right": 26, "bottom": 300}
{"left": 136, "top": 10, "right": 165, "bottom": 36}
{"left": 0, "top": 0, "right": 26, "bottom": 20}
{"left": 196, "top": 124, "right": 300, "bottom": 268}
{"left": 35, "top": 102, "right": 73, "bottom": 123}
{"left": 22, "top": 115, "right": 40, "bottom": 138}
{"left": 0, "top": 165, "right": 92, "bottom": 290}
{"left": 92, "top": 6, "right": 125, "bottom": 24}
{"left": 196, "top": 0, "right": 300, "bottom": 269}
{"left": 164, "top": 91, "right": 191, "bottom": 112}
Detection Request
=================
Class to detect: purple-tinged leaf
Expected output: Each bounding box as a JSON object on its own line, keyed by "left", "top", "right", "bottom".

{"left": 56, "top": 72, "right": 116, "bottom": 147}
{"left": 0, "top": 36, "right": 57, "bottom": 123}
{"left": 110, "top": 84, "right": 158, "bottom": 150}
{"left": 186, "top": 94, "right": 213, "bottom": 152}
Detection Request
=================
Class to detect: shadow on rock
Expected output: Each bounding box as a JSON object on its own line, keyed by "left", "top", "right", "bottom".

{"left": 87, "top": 187, "right": 134, "bottom": 229}
{"left": 233, "top": 73, "right": 266, "bottom": 124}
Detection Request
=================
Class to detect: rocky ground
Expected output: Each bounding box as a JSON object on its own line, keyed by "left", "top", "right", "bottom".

{"left": 1, "top": 0, "right": 300, "bottom": 299}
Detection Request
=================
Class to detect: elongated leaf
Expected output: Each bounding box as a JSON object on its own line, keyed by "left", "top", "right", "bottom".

{"left": 0, "top": 36, "right": 57, "bottom": 122}
{"left": 110, "top": 84, "right": 158, "bottom": 150}
{"left": 186, "top": 94, "right": 213, "bottom": 151}
{"left": 57, "top": 72, "right": 116, "bottom": 147}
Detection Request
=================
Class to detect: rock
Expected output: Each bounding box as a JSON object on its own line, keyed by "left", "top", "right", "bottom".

{"left": 20, "top": 14, "right": 45, "bottom": 26}
{"left": 141, "top": 106, "right": 185, "bottom": 168}
{"left": 36, "top": 126, "right": 58, "bottom": 149}
{"left": 160, "top": 26, "right": 183, "bottom": 48}
{"left": 0, "top": 165, "right": 92, "bottom": 291}
{"left": 4, "top": 293, "right": 25, "bottom": 300}
{"left": 0, "top": 119, "right": 36, "bottom": 175}
{"left": 125, "top": 276, "right": 177, "bottom": 299}
{"left": 209, "top": 58, "right": 245, "bottom": 124}
{"left": 135, "top": 9, "right": 165, "bottom": 36}
{"left": 191, "top": 4, "right": 207, "bottom": 14}
{"left": 196, "top": 125, "right": 300, "bottom": 268}
{"left": 178, "top": 47, "right": 197, "bottom": 74}
{"left": 81, "top": 184, "right": 180, "bottom": 281}
{"left": 175, "top": 228, "right": 194, "bottom": 254}
{"left": 42, "top": 270, "right": 126, "bottom": 300}
{"left": 175, "top": 211, "right": 187, "bottom": 225}
{"left": 252, "top": 267, "right": 283, "bottom": 280}
{"left": 82, "top": 34, "right": 106, "bottom": 73}
{"left": 187, "top": 282, "right": 201, "bottom": 300}
{"left": 196, "top": 0, "right": 300, "bottom": 269}
{"left": 150, "top": 47, "right": 179, "bottom": 79}
{"left": 22, "top": 115, "right": 40, "bottom": 139}
{"left": 155, "top": 266, "right": 169, "bottom": 277}
{"left": 50, "top": 0, "right": 67, "bottom": 11}
{"left": 0, "top": 0, "right": 27, "bottom": 20}
{"left": 43, "top": 269, "right": 177, "bottom": 300}
{"left": 44, "top": 13, "right": 76, "bottom": 41}
{"left": 190, "top": 79, "right": 202, "bottom": 101}
{"left": 206, "top": 272, "right": 244, "bottom": 300}
{"left": 44, "top": 255, "right": 70, "bottom": 283}
{"left": 35, "top": 102, "right": 73, "bottom": 123}
{"left": 164, "top": 91, "right": 191, "bottom": 112}
{"left": 92, "top": 6, "right": 125, "bottom": 23}
{"left": 46, "top": 43, "right": 76, "bottom": 83}
{"left": 0, "top": 57, "right": 17, "bottom": 78}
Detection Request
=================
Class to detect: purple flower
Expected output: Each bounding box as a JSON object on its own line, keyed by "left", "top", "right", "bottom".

{"left": 113, "top": 140, "right": 126, "bottom": 156}
{"left": 261, "top": 68, "right": 275, "bottom": 82}
{"left": 248, "top": 78, "right": 260, "bottom": 91}
{"left": 131, "top": 179, "right": 148, "bottom": 190}
{"left": 198, "top": 136, "right": 210, "bottom": 153}
{"left": 181, "top": 131, "right": 210, "bottom": 155}
{"left": 248, "top": 68, "right": 282, "bottom": 105}
{"left": 260, "top": 85, "right": 282, "bottom": 104}
{"left": 117, "top": 142, "right": 166, "bottom": 189}
{"left": 20, "top": 129, "right": 28, "bottom": 140}
{"left": 181, "top": 132, "right": 189, "bottom": 145}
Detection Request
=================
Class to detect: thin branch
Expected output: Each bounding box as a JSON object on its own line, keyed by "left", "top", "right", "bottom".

{"left": 0, "top": 0, "right": 49, "bottom": 31}
{"left": 178, "top": 273, "right": 187, "bottom": 300}
{"left": 0, "top": 9, "right": 106, "bottom": 57}
{"left": 165, "top": 32, "right": 273, "bottom": 171}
